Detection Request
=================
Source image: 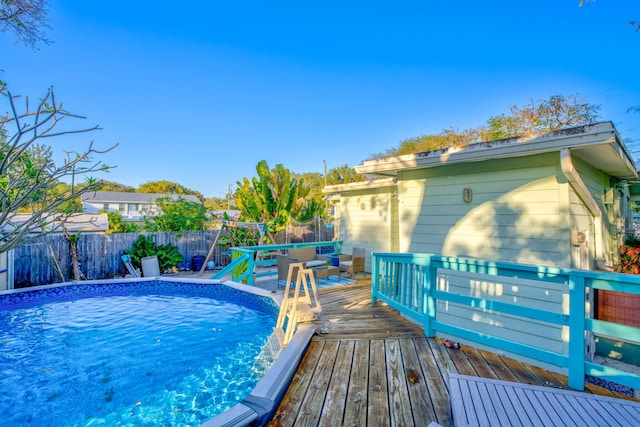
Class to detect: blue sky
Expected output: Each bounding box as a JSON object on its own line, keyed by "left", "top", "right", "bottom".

{"left": 1, "top": 1, "right": 639, "bottom": 199}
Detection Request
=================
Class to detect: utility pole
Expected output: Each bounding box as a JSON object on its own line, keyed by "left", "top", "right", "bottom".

{"left": 323, "top": 160, "right": 328, "bottom": 214}
{"left": 227, "top": 183, "right": 231, "bottom": 210}
{"left": 323, "top": 160, "right": 327, "bottom": 188}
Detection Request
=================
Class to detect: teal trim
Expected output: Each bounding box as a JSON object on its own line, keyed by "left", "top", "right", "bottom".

{"left": 211, "top": 262, "right": 237, "bottom": 279}
{"left": 434, "top": 290, "right": 569, "bottom": 325}
{"left": 371, "top": 252, "right": 640, "bottom": 392}
{"left": 215, "top": 241, "right": 342, "bottom": 285}
{"left": 585, "top": 361, "right": 640, "bottom": 390}
{"left": 588, "top": 318, "right": 640, "bottom": 342}
{"left": 568, "top": 274, "right": 586, "bottom": 390}
{"left": 435, "top": 322, "right": 569, "bottom": 368}
{"left": 587, "top": 277, "right": 640, "bottom": 293}
{"left": 371, "top": 253, "right": 379, "bottom": 303}
{"left": 376, "top": 293, "right": 425, "bottom": 326}
{"left": 425, "top": 257, "right": 437, "bottom": 337}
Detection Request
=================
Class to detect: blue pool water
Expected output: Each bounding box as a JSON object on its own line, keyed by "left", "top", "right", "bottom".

{"left": 0, "top": 281, "right": 278, "bottom": 426}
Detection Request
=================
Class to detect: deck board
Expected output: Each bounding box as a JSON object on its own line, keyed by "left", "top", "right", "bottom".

{"left": 399, "top": 338, "right": 437, "bottom": 424}
{"left": 449, "top": 374, "right": 640, "bottom": 427}
{"left": 413, "top": 337, "right": 452, "bottom": 426}
{"left": 267, "top": 279, "right": 639, "bottom": 427}
{"left": 295, "top": 341, "right": 339, "bottom": 426}
{"left": 343, "top": 340, "right": 369, "bottom": 427}
{"left": 318, "top": 340, "right": 353, "bottom": 426}
{"left": 367, "top": 339, "right": 390, "bottom": 427}
{"left": 385, "top": 338, "right": 414, "bottom": 426}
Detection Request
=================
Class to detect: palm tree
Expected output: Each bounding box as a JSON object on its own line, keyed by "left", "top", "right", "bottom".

{"left": 235, "top": 160, "right": 309, "bottom": 242}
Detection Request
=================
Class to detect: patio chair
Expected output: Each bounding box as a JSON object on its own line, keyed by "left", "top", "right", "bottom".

{"left": 121, "top": 254, "right": 139, "bottom": 277}
{"left": 277, "top": 249, "right": 329, "bottom": 287}
{"left": 277, "top": 254, "right": 302, "bottom": 288}
{"left": 339, "top": 247, "right": 365, "bottom": 276}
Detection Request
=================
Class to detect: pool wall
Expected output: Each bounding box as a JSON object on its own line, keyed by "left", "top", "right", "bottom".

{"left": 201, "top": 323, "right": 315, "bottom": 427}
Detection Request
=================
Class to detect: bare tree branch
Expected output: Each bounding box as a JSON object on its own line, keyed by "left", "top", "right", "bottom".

{"left": 1, "top": 85, "right": 118, "bottom": 253}
{"left": 0, "top": 0, "right": 51, "bottom": 48}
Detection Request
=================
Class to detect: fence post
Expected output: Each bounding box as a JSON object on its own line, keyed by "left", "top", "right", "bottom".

{"left": 568, "top": 272, "right": 586, "bottom": 390}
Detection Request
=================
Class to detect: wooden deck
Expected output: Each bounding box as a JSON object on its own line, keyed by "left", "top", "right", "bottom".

{"left": 266, "top": 279, "right": 637, "bottom": 427}
{"left": 449, "top": 374, "right": 640, "bottom": 427}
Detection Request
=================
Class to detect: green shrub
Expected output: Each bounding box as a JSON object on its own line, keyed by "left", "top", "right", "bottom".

{"left": 125, "top": 235, "right": 183, "bottom": 272}
{"left": 624, "top": 234, "right": 640, "bottom": 248}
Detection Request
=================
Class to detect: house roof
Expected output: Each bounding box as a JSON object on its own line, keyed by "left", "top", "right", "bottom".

{"left": 5, "top": 213, "right": 109, "bottom": 233}
{"left": 81, "top": 191, "right": 201, "bottom": 204}
{"left": 354, "top": 122, "right": 638, "bottom": 181}
{"left": 323, "top": 177, "right": 397, "bottom": 194}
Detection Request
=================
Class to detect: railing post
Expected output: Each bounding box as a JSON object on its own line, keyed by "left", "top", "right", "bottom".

{"left": 245, "top": 249, "right": 256, "bottom": 286}
{"left": 568, "top": 273, "right": 586, "bottom": 390}
{"left": 371, "top": 253, "right": 379, "bottom": 303}
{"left": 424, "top": 255, "right": 436, "bottom": 337}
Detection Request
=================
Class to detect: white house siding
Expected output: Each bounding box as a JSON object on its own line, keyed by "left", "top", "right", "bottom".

{"left": 83, "top": 201, "right": 155, "bottom": 219}
{"left": 398, "top": 152, "right": 575, "bottom": 268}
{"left": 338, "top": 186, "right": 396, "bottom": 271}
{"left": 571, "top": 156, "right": 626, "bottom": 268}
{"left": 391, "top": 193, "right": 400, "bottom": 252}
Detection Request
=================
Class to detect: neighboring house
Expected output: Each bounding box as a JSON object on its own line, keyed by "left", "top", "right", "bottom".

{"left": 210, "top": 209, "right": 242, "bottom": 221}
{"left": 3, "top": 213, "right": 109, "bottom": 234}
{"left": 324, "top": 122, "right": 639, "bottom": 271}
{"left": 81, "top": 191, "right": 201, "bottom": 221}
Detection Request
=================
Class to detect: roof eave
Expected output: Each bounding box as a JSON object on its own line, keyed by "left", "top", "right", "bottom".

{"left": 354, "top": 122, "right": 638, "bottom": 180}
{"left": 322, "top": 177, "right": 397, "bottom": 194}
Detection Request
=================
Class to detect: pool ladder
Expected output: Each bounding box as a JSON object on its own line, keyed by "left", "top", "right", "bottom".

{"left": 275, "top": 262, "right": 322, "bottom": 347}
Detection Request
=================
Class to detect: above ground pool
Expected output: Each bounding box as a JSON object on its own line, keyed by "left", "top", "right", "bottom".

{"left": 0, "top": 279, "right": 280, "bottom": 426}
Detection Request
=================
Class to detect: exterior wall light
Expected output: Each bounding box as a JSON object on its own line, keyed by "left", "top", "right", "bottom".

{"left": 462, "top": 187, "right": 473, "bottom": 203}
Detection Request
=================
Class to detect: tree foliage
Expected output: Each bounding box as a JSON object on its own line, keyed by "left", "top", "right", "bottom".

{"left": 325, "top": 164, "right": 366, "bottom": 186}
{"left": 235, "top": 160, "right": 311, "bottom": 237}
{"left": 485, "top": 94, "right": 600, "bottom": 140}
{"left": 137, "top": 180, "right": 203, "bottom": 201}
{"left": 204, "top": 195, "right": 234, "bottom": 210}
{"left": 0, "top": 86, "right": 117, "bottom": 252}
{"left": 104, "top": 210, "right": 140, "bottom": 234}
{"left": 142, "top": 197, "right": 207, "bottom": 234}
{"left": 96, "top": 180, "right": 136, "bottom": 193}
{"left": 0, "top": 0, "right": 51, "bottom": 48}
{"left": 370, "top": 95, "right": 600, "bottom": 159}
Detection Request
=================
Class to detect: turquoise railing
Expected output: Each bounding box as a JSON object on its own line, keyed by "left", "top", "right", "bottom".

{"left": 371, "top": 252, "right": 640, "bottom": 391}
{"left": 212, "top": 241, "right": 341, "bottom": 285}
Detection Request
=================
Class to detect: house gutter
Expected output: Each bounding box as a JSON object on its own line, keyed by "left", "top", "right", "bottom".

{"left": 560, "top": 148, "right": 609, "bottom": 270}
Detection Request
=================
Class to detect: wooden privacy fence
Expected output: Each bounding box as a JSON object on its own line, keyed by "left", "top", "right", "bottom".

{"left": 371, "top": 252, "right": 640, "bottom": 392}
{"left": 13, "top": 231, "right": 221, "bottom": 288}
{"left": 11, "top": 221, "right": 335, "bottom": 288}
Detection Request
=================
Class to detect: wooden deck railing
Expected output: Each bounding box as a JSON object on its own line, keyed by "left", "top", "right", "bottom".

{"left": 212, "top": 241, "right": 341, "bottom": 285}
{"left": 371, "top": 252, "right": 640, "bottom": 391}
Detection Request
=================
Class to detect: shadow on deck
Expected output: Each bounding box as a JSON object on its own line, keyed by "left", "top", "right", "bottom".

{"left": 267, "top": 278, "right": 637, "bottom": 427}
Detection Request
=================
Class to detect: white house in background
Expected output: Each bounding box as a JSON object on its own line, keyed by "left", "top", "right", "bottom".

{"left": 3, "top": 212, "right": 109, "bottom": 234}
{"left": 324, "top": 122, "right": 640, "bottom": 272}
{"left": 81, "top": 191, "right": 201, "bottom": 221}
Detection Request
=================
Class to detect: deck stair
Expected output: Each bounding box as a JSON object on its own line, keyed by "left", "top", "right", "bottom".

{"left": 275, "top": 262, "right": 322, "bottom": 346}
